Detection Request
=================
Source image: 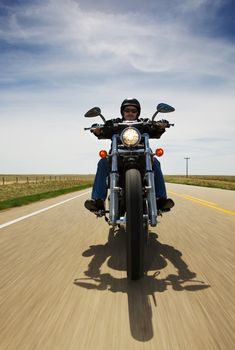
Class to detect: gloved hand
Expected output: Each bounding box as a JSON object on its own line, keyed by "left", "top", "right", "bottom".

{"left": 91, "top": 123, "right": 102, "bottom": 136}
{"left": 155, "top": 119, "right": 169, "bottom": 129}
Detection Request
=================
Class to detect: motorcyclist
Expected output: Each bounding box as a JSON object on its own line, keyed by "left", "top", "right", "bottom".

{"left": 84, "top": 98, "right": 175, "bottom": 213}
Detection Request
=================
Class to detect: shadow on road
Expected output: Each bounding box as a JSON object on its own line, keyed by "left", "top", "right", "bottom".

{"left": 74, "top": 227, "right": 210, "bottom": 342}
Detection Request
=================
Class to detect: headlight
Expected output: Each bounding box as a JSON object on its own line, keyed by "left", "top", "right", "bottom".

{"left": 121, "top": 127, "right": 141, "bottom": 147}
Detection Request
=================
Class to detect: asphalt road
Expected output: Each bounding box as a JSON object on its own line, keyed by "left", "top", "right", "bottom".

{"left": 0, "top": 183, "right": 234, "bottom": 350}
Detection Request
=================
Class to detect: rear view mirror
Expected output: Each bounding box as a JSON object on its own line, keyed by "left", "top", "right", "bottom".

{"left": 157, "top": 103, "right": 175, "bottom": 113}
{"left": 152, "top": 103, "right": 175, "bottom": 121}
{"left": 84, "top": 107, "right": 101, "bottom": 118}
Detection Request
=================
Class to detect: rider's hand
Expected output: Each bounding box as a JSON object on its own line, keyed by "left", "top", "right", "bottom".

{"left": 91, "top": 123, "right": 102, "bottom": 136}
{"left": 156, "top": 119, "right": 169, "bottom": 129}
{"left": 92, "top": 128, "right": 102, "bottom": 136}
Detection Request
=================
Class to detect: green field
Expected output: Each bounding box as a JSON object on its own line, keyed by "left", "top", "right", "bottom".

{"left": 0, "top": 175, "right": 94, "bottom": 211}
{"left": 0, "top": 174, "right": 234, "bottom": 211}
{"left": 165, "top": 175, "right": 235, "bottom": 191}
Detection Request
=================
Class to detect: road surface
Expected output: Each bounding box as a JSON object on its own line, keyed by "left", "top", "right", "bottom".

{"left": 0, "top": 183, "right": 234, "bottom": 350}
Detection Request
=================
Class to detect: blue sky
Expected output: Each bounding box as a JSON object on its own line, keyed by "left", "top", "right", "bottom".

{"left": 0, "top": 0, "right": 234, "bottom": 175}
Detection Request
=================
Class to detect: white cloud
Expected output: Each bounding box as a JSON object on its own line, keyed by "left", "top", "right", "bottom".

{"left": 1, "top": 0, "right": 234, "bottom": 80}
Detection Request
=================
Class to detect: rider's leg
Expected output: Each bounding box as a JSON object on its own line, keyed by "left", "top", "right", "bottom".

{"left": 153, "top": 157, "right": 167, "bottom": 198}
{"left": 91, "top": 158, "right": 109, "bottom": 200}
{"left": 153, "top": 157, "right": 174, "bottom": 211}
{"left": 85, "top": 158, "right": 109, "bottom": 212}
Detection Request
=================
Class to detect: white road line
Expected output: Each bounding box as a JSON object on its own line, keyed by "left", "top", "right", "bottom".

{"left": 0, "top": 190, "right": 91, "bottom": 229}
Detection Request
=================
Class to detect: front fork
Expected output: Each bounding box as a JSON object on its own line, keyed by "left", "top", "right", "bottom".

{"left": 109, "top": 135, "right": 119, "bottom": 225}
{"left": 109, "top": 134, "right": 157, "bottom": 227}
{"left": 143, "top": 134, "right": 157, "bottom": 227}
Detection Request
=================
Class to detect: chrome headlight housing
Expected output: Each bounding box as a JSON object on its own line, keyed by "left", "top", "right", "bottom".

{"left": 121, "top": 127, "right": 141, "bottom": 147}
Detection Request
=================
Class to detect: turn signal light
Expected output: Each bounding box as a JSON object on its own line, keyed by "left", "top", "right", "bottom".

{"left": 156, "top": 148, "right": 164, "bottom": 157}
{"left": 99, "top": 150, "right": 107, "bottom": 158}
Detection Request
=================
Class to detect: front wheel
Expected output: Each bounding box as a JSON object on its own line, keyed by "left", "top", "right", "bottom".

{"left": 125, "top": 168, "right": 144, "bottom": 280}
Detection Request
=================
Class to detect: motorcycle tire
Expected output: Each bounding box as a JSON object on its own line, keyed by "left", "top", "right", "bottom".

{"left": 125, "top": 168, "right": 144, "bottom": 280}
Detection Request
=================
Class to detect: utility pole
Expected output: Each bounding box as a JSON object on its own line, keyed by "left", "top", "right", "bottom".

{"left": 184, "top": 157, "right": 190, "bottom": 177}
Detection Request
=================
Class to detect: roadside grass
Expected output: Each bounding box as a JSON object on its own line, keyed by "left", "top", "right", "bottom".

{"left": 0, "top": 174, "right": 95, "bottom": 185}
{"left": 0, "top": 180, "right": 94, "bottom": 201}
{"left": 164, "top": 175, "right": 235, "bottom": 191}
{"left": 0, "top": 184, "right": 92, "bottom": 211}
{"left": 0, "top": 178, "right": 93, "bottom": 211}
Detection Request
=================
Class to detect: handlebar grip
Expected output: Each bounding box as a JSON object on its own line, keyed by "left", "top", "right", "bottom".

{"left": 84, "top": 125, "right": 105, "bottom": 131}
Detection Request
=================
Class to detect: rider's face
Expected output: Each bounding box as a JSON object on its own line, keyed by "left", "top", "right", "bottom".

{"left": 123, "top": 107, "right": 138, "bottom": 121}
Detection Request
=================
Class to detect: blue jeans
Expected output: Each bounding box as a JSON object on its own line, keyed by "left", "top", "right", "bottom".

{"left": 91, "top": 157, "right": 167, "bottom": 200}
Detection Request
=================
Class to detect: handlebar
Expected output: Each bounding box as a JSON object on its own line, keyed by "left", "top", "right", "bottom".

{"left": 84, "top": 120, "right": 174, "bottom": 131}
{"left": 84, "top": 125, "right": 104, "bottom": 131}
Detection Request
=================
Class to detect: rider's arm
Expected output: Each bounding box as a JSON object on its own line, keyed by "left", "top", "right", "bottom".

{"left": 90, "top": 118, "right": 122, "bottom": 139}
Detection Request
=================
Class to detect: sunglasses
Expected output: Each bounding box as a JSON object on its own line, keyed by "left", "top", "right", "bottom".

{"left": 124, "top": 108, "right": 138, "bottom": 113}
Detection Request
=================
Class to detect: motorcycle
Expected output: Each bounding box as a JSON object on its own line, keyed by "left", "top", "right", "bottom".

{"left": 84, "top": 103, "right": 175, "bottom": 280}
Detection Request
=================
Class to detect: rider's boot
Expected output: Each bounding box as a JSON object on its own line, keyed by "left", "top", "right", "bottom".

{"left": 84, "top": 199, "right": 105, "bottom": 212}
{"left": 157, "top": 197, "right": 175, "bottom": 212}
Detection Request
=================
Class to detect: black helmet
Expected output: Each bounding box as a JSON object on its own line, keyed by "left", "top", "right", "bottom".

{"left": 120, "top": 98, "right": 141, "bottom": 117}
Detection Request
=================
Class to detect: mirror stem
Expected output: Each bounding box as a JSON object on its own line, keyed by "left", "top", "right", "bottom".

{"left": 100, "top": 114, "right": 106, "bottom": 123}
{"left": 151, "top": 111, "right": 159, "bottom": 121}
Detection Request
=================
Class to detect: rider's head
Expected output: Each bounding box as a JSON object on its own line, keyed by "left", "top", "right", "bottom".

{"left": 120, "top": 98, "right": 141, "bottom": 121}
